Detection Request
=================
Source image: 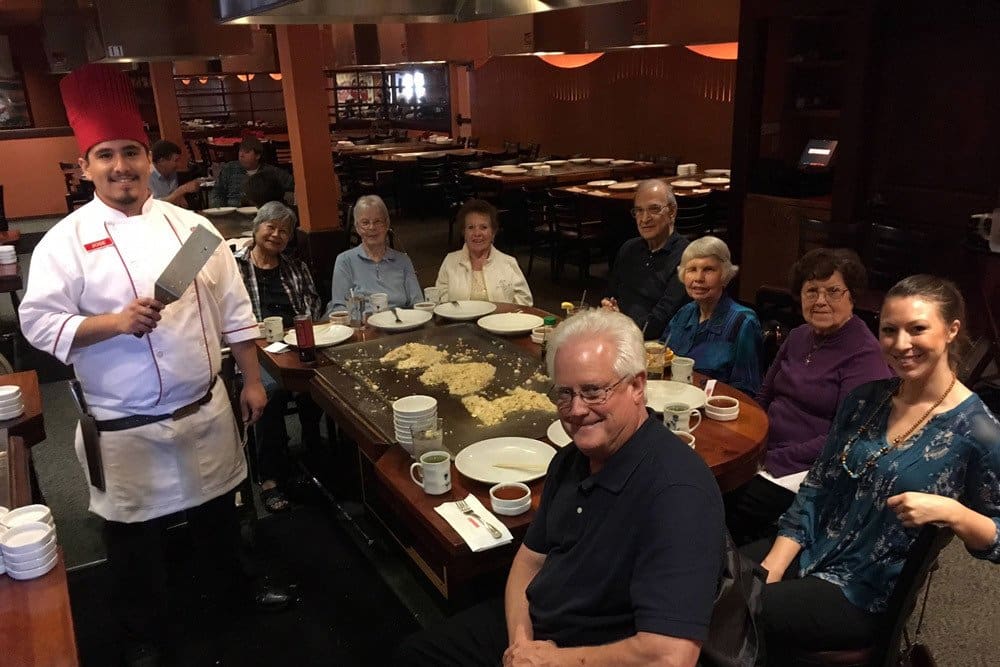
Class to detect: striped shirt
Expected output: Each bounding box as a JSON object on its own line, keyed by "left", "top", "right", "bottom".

{"left": 233, "top": 246, "right": 323, "bottom": 322}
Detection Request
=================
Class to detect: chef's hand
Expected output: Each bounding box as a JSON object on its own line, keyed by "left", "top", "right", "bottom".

{"left": 600, "top": 297, "right": 619, "bottom": 312}
{"left": 119, "top": 297, "right": 164, "bottom": 335}
{"left": 240, "top": 379, "right": 267, "bottom": 426}
{"left": 503, "top": 640, "right": 560, "bottom": 667}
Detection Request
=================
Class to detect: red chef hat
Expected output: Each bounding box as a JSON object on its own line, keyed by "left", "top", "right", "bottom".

{"left": 60, "top": 64, "right": 148, "bottom": 157}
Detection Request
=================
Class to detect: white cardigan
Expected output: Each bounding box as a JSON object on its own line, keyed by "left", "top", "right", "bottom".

{"left": 435, "top": 245, "right": 533, "bottom": 306}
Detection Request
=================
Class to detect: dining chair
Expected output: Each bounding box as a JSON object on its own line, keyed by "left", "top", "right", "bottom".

{"left": 864, "top": 223, "right": 931, "bottom": 291}
{"left": 798, "top": 218, "right": 861, "bottom": 255}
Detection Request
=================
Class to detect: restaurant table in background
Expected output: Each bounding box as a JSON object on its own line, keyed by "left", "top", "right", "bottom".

{"left": 372, "top": 148, "right": 483, "bottom": 165}
{"left": 555, "top": 172, "right": 731, "bottom": 203}
{"left": 466, "top": 161, "right": 662, "bottom": 193}
{"left": 257, "top": 304, "right": 767, "bottom": 599}
{"left": 335, "top": 140, "right": 460, "bottom": 157}
{"left": 198, "top": 208, "right": 257, "bottom": 239}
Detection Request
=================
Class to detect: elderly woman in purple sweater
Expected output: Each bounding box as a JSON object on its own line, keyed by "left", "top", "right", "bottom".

{"left": 726, "top": 248, "right": 892, "bottom": 545}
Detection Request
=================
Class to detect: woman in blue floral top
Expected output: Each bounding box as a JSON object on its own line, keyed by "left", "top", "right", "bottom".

{"left": 746, "top": 275, "right": 1000, "bottom": 655}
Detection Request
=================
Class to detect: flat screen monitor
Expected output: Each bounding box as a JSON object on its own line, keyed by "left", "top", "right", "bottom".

{"left": 799, "top": 139, "right": 838, "bottom": 170}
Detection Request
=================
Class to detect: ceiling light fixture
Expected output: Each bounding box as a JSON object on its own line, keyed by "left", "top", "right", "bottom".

{"left": 685, "top": 42, "right": 739, "bottom": 60}
{"left": 269, "top": 73, "right": 282, "bottom": 81}
{"left": 537, "top": 53, "right": 605, "bottom": 69}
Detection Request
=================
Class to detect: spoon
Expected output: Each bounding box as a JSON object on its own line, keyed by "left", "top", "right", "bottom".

{"left": 392, "top": 307, "right": 403, "bottom": 323}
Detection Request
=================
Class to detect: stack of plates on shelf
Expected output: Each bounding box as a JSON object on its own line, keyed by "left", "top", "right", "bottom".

{"left": 393, "top": 395, "right": 438, "bottom": 455}
{"left": 1, "top": 506, "right": 58, "bottom": 580}
{"left": 0, "top": 246, "right": 16, "bottom": 265}
{"left": 610, "top": 159, "right": 635, "bottom": 166}
{"left": 568, "top": 157, "right": 591, "bottom": 164}
{"left": 0, "top": 385, "right": 24, "bottom": 420}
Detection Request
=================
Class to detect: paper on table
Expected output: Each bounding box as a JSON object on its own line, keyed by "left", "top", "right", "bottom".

{"left": 757, "top": 469, "right": 808, "bottom": 493}
{"left": 264, "top": 342, "right": 291, "bottom": 353}
{"left": 435, "top": 494, "right": 513, "bottom": 552}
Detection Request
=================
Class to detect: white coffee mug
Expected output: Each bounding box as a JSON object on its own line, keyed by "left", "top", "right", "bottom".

{"left": 671, "top": 356, "right": 695, "bottom": 384}
{"left": 263, "top": 317, "right": 284, "bottom": 343}
{"left": 664, "top": 402, "right": 701, "bottom": 432}
{"left": 370, "top": 292, "right": 389, "bottom": 313}
{"left": 409, "top": 450, "right": 452, "bottom": 495}
{"left": 672, "top": 430, "right": 696, "bottom": 449}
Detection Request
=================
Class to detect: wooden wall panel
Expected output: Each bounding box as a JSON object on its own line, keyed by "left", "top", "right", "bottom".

{"left": 470, "top": 47, "right": 735, "bottom": 166}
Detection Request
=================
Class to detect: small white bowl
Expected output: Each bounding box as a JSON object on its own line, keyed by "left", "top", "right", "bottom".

{"left": 6, "top": 552, "right": 58, "bottom": 581}
{"left": 705, "top": 408, "right": 739, "bottom": 422}
{"left": 0, "top": 504, "right": 52, "bottom": 529}
{"left": 3, "top": 539, "right": 56, "bottom": 566}
{"left": 0, "top": 521, "right": 55, "bottom": 557}
{"left": 490, "top": 482, "right": 531, "bottom": 511}
{"left": 0, "top": 405, "right": 24, "bottom": 421}
{"left": 4, "top": 545, "right": 57, "bottom": 572}
{"left": 413, "top": 302, "right": 437, "bottom": 312}
{"left": 493, "top": 500, "right": 531, "bottom": 517}
{"left": 705, "top": 395, "right": 739, "bottom": 414}
{"left": 392, "top": 395, "right": 438, "bottom": 415}
{"left": 328, "top": 311, "right": 351, "bottom": 326}
{"left": 0, "top": 385, "right": 22, "bottom": 400}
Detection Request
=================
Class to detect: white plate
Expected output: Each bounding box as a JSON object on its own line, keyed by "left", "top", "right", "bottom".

{"left": 498, "top": 168, "right": 527, "bottom": 175}
{"left": 455, "top": 437, "right": 555, "bottom": 484}
{"left": 477, "top": 313, "right": 545, "bottom": 336}
{"left": 701, "top": 177, "right": 730, "bottom": 185}
{"left": 607, "top": 182, "right": 639, "bottom": 191}
{"left": 433, "top": 300, "right": 497, "bottom": 321}
{"left": 519, "top": 162, "right": 543, "bottom": 168}
{"left": 236, "top": 206, "right": 259, "bottom": 215}
{"left": 645, "top": 380, "right": 707, "bottom": 412}
{"left": 704, "top": 169, "right": 730, "bottom": 176}
{"left": 367, "top": 309, "right": 433, "bottom": 332}
{"left": 544, "top": 160, "right": 568, "bottom": 166}
{"left": 283, "top": 324, "right": 354, "bottom": 348}
{"left": 201, "top": 207, "right": 237, "bottom": 216}
{"left": 670, "top": 179, "right": 703, "bottom": 188}
{"left": 568, "top": 157, "right": 591, "bottom": 164}
{"left": 586, "top": 180, "right": 617, "bottom": 188}
{"left": 610, "top": 159, "right": 635, "bottom": 165}
{"left": 546, "top": 420, "right": 572, "bottom": 447}
{"left": 590, "top": 158, "right": 612, "bottom": 164}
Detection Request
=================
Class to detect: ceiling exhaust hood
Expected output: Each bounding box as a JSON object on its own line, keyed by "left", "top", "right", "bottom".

{"left": 41, "top": 0, "right": 253, "bottom": 73}
{"left": 214, "top": 0, "right": 631, "bottom": 25}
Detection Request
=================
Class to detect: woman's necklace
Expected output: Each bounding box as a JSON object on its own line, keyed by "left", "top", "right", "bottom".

{"left": 838, "top": 373, "right": 956, "bottom": 479}
{"left": 252, "top": 246, "right": 276, "bottom": 269}
{"left": 804, "top": 330, "right": 827, "bottom": 365}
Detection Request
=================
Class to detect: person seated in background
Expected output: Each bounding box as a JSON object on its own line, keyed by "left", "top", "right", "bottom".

{"left": 434, "top": 198, "right": 532, "bottom": 306}
{"left": 148, "top": 139, "right": 201, "bottom": 207}
{"left": 726, "top": 248, "right": 892, "bottom": 545}
{"left": 661, "top": 235, "right": 762, "bottom": 394}
{"left": 246, "top": 169, "right": 289, "bottom": 208}
{"left": 745, "top": 275, "right": 1000, "bottom": 660}
{"left": 396, "top": 309, "right": 724, "bottom": 667}
{"left": 210, "top": 136, "right": 293, "bottom": 208}
{"left": 233, "top": 201, "right": 323, "bottom": 512}
{"left": 601, "top": 179, "right": 689, "bottom": 340}
{"left": 327, "top": 194, "right": 422, "bottom": 315}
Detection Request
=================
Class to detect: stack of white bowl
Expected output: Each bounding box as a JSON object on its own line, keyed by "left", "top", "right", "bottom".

{"left": 1, "top": 504, "right": 58, "bottom": 580}
{"left": 530, "top": 326, "right": 553, "bottom": 344}
{"left": 0, "top": 385, "right": 24, "bottom": 420}
{"left": 392, "top": 395, "right": 438, "bottom": 456}
{"left": 0, "top": 245, "right": 16, "bottom": 265}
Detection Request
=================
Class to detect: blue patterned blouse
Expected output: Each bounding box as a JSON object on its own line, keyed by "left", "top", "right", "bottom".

{"left": 779, "top": 378, "right": 1000, "bottom": 613}
{"left": 661, "top": 294, "right": 763, "bottom": 394}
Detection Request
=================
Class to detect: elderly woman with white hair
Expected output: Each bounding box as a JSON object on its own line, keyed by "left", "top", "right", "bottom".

{"left": 234, "top": 200, "right": 324, "bottom": 512}
{"left": 660, "top": 235, "right": 762, "bottom": 394}
{"left": 327, "top": 194, "right": 422, "bottom": 314}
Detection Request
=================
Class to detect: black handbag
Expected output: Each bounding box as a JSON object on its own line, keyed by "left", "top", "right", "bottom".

{"left": 699, "top": 530, "right": 767, "bottom": 667}
{"left": 897, "top": 568, "right": 938, "bottom": 667}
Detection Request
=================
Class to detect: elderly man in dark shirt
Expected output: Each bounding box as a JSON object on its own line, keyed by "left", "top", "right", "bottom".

{"left": 602, "top": 179, "right": 689, "bottom": 340}
{"left": 395, "top": 309, "right": 724, "bottom": 667}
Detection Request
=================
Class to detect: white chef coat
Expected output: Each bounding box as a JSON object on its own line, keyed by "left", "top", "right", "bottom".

{"left": 434, "top": 245, "right": 533, "bottom": 306}
{"left": 19, "top": 195, "right": 260, "bottom": 522}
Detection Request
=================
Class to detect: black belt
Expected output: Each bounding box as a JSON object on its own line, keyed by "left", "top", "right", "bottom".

{"left": 95, "top": 376, "right": 219, "bottom": 432}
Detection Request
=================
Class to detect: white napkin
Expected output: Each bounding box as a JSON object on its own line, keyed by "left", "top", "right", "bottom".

{"left": 758, "top": 469, "right": 809, "bottom": 493}
{"left": 264, "top": 342, "right": 290, "bottom": 353}
{"left": 435, "top": 494, "right": 513, "bottom": 552}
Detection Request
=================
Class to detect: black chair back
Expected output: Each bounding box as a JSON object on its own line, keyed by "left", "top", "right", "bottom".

{"left": 865, "top": 224, "right": 931, "bottom": 291}
{"left": 799, "top": 218, "right": 861, "bottom": 254}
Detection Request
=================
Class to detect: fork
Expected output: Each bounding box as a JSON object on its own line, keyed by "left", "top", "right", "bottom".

{"left": 392, "top": 307, "right": 403, "bottom": 323}
{"left": 455, "top": 499, "right": 503, "bottom": 539}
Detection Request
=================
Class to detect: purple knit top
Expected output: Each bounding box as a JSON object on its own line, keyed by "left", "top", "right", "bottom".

{"left": 756, "top": 315, "right": 892, "bottom": 477}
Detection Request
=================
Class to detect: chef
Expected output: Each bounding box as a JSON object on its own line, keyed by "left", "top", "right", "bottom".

{"left": 18, "top": 64, "right": 288, "bottom": 666}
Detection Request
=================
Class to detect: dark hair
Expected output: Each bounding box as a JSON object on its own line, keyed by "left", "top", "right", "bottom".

{"left": 246, "top": 170, "right": 286, "bottom": 207}
{"left": 456, "top": 198, "right": 499, "bottom": 234}
{"left": 790, "top": 247, "right": 868, "bottom": 298}
{"left": 150, "top": 139, "right": 181, "bottom": 163}
{"left": 239, "top": 136, "right": 264, "bottom": 155}
{"left": 885, "top": 275, "right": 969, "bottom": 369}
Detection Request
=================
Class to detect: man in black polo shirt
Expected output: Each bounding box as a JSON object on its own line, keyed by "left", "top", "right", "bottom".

{"left": 602, "top": 179, "right": 689, "bottom": 340}
{"left": 395, "top": 310, "right": 724, "bottom": 667}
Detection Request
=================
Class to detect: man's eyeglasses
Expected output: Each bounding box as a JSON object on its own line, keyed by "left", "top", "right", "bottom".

{"left": 801, "top": 286, "right": 850, "bottom": 303}
{"left": 630, "top": 205, "right": 671, "bottom": 219}
{"left": 549, "top": 376, "right": 629, "bottom": 411}
{"left": 357, "top": 218, "right": 387, "bottom": 230}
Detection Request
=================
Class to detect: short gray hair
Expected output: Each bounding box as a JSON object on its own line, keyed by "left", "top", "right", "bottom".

{"left": 545, "top": 309, "right": 645, "bottom": 379}
{"left": 678, "top": 235, "right": 739, "bottom": 284}
{"left": 252, "top": 201, "right": 297, "bottom": 233}
{"left": 353, "top": 195, "right": 390, "bottom": 227}
{"left": 635, "top": 178, "right": 677, "bottom": 212}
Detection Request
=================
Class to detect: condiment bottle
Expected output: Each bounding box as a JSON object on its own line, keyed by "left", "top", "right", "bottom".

{"left": 294, "top": 314, "right": 316, "bottom": 363}
{"left": 540, "top": 316, "right": 558, "bottom": 361}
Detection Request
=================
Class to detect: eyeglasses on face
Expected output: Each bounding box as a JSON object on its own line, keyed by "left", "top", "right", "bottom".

{"left": 630, "top": 205, "right": 671, "bottom": 219}
{"left": 260, "top": 222, "right": 291, "bottom": 238}
{"left": 549, "top": 376, "right": 629, "bottom": 411}
{"left": 801, "top": 286, "right": 850, "bottom": 303}
{"left": 357, "top": 218, "right": 387, "bottom": 230}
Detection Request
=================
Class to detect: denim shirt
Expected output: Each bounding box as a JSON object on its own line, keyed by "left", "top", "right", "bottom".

{"left": 326, "top": 244, "right": 422, "bottom": 315}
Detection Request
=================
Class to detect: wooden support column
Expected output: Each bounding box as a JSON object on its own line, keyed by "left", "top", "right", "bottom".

{"left": 148, "top": 62, "right": 184, "bottom": 156}
{"left": 275, "top": 24, "right": 340, "bottom": 232}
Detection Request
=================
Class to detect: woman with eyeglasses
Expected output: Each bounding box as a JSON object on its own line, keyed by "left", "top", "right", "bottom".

{"left": 726, "top": 248, "right": 891, "bottom": 545}
{"left": 327, "top": 194, "right": 422, "bottom": 314}
{"left": 434, "top": 198, "right": 533, "bottom": 306}
{"left": 744, "top": 275, "right": 1000, "bottom": 659}
{"left": 660, "top": 235, "right": 762, "bottom": 394}
{"left": 233, "top": 201, "right": 324, "bottom": 512}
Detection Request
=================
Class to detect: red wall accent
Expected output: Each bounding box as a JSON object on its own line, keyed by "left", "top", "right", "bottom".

{"left": 470, "top": 47, "right": 735, "bottom": 166}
